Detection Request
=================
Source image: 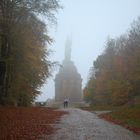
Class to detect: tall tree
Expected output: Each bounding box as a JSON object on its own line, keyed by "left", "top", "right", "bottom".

{"left": 0, "top": 0, "right": 60, "bottom": 105}
{"left": 84, "top": 17, "right": 140, "bottom": 106}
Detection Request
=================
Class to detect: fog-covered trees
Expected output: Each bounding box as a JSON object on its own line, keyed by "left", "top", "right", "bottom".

{"left": 84, "top": 17, "right": 140, "bottom": 106}
{"left": 0, "top": 0, "right": 60, "bottom": 105}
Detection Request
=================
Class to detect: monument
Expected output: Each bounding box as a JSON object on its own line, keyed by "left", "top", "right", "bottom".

{"left": 55, "top": 39, "right": 82, "bottom": 103}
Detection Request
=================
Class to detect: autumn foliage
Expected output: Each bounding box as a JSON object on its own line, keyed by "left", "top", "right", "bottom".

{"left": 0, "top": 0, "right": 60, "bottom": 105}
{"left": 84, "top": 17, "right": 140, "bottom": 106}
{"left": 0, "top": 107, "right": 67, "bottom": 140}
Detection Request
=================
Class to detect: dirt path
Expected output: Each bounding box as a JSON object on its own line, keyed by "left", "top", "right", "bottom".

{"left": 45, "top": 108, "right": 140, "bottom": 140}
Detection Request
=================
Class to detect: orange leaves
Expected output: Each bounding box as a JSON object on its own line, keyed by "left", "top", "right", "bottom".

{"left": 0, "top": 107, "right": 67, "bottom": 140}
{"left": 85, "top": 17, "right": 140, "bottom": 106}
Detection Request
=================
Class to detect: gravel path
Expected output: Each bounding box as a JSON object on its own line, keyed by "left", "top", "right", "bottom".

{"left": 46, "top": 108, "right": 140, "bottom": 140}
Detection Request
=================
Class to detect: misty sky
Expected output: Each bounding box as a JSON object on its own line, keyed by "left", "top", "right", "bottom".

{"left": 37, "top": 0, "right": 140, "bottom": 101}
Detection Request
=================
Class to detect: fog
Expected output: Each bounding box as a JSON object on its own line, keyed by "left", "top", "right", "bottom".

{"left": 37, "top": 0, "right": 140, "bottom": 101}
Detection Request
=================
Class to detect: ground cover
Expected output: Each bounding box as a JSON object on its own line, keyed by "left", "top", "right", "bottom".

{"left": 0, "top": 107, "right": 67, "bottom": 140}
{"left": 99, "top": 105, "right": 140, "bottom": 135}
{"left": 80, "top": 104, "right": 140, "bottom": 135}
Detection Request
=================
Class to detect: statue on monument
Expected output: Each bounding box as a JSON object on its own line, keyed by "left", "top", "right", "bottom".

{"left": 65, "top": 38, "right": 72, "bottom": 61}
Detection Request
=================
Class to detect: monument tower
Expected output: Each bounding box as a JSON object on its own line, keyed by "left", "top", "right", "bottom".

{"left": 55, "top": 39, "right": 82, "bottom": 103}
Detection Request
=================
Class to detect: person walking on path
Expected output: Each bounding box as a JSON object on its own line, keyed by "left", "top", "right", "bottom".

{"left": 63, "top": 98, "right": 69, "bottom": 108}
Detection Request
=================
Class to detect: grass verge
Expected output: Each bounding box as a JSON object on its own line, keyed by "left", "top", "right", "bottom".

{"left": 80, "top": 104, "right": 140, "bottom": 135}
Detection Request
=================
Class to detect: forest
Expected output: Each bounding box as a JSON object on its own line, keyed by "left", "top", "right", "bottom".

{"left": 84, "top": 17, "right": 140, "bottom": 106}
{"left": 0, "top": 0, "right": 60, "bottom": 106}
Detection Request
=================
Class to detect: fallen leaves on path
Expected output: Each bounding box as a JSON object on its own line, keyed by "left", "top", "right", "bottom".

{"left": 0, "top": 107, "right": 67, "bottom": 140}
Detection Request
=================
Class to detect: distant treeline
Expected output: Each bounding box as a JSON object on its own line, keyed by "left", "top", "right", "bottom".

{"left": 84, "top": 17, "right": 140, "bottom": 106}
{"left": 0, "top": 0, "right": 60, "bottom": 106}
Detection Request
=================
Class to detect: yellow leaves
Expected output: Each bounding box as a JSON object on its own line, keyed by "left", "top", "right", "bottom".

{"left": 83, "top": 88, "right": 88, "bottom": 98}
{"left": 110, "top": 80, "right": 131, "bottom": 105}
{"left": 85, "top": 17, "right": 140, "bottom": 106}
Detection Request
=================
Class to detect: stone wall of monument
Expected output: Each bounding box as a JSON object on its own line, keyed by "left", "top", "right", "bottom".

{"left": 55, "top": 61, "right": 82, "bottom": 102}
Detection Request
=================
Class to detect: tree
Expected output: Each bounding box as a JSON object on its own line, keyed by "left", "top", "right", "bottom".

{"left": 84, "top": 16, "right": 140, "bottom": 106}
{"left": 0, "top": 0, "right": 60, "bottom": 105}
